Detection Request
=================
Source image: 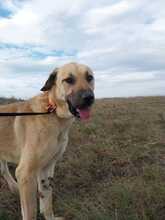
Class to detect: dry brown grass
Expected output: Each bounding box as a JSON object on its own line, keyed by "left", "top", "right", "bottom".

{"left": 0, "top": 96, "right": 165, "bottom": 220}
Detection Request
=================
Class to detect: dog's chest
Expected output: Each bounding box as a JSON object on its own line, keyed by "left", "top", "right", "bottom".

{"left": 48, "top": 119, "right": 73, "bottom": 160}
{"left": 46, "top": 130, "right": 68, "bottom": 164}
{"left": 33, "top": 117, "right": 74, "bottom": 166}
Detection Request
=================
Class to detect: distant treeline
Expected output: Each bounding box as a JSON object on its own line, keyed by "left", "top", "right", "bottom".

{"left": 0, "top": 97, "right": 22, "bottom": 105}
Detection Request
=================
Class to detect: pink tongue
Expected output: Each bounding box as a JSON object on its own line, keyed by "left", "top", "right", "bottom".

{"left": 77, "top": 108, "right": 91, "bottom": 120}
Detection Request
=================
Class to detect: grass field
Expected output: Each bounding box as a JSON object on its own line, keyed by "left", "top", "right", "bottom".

{"left": 0, "top": 96, "right": 165, "bottom": 220}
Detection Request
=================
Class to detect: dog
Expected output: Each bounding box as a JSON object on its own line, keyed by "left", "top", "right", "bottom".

{"left": 0, "top": 62, "right": 95, "bottom": 220}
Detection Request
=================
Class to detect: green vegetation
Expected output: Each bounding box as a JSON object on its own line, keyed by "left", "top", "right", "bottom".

{"left": 0, "top": 96, "right": 165, "bottom": 220}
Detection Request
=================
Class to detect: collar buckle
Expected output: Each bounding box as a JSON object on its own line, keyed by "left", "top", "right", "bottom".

{"left": 47, "top": 103, "right": 56, "bottom": 113}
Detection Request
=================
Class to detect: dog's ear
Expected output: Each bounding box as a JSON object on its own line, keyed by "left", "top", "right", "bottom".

{"left": 41, "top": 68, "right": 58, "bottom": 91}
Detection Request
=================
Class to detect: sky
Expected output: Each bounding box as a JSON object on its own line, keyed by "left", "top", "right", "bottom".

{"left": 0, "top": 0, "right": 164, "bottom": 99}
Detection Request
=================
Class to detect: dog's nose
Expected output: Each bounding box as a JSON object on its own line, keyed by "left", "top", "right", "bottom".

{"left": 82, "top": 90, "right": 94, "bottom": 105}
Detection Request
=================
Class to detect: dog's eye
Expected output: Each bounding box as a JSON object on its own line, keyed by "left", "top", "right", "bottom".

{"left": 86, "top": 74, "right": 94, "bottom": 82}
{"left": 64, "top": 77, "right": 75, "bottom": 85}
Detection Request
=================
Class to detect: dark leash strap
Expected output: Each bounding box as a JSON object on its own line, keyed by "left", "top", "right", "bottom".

{"left": 0, "top": 112, "right": 52, "bottom": 116}
{"left": 0, "top": 103, "right": 56, "bottom": 117}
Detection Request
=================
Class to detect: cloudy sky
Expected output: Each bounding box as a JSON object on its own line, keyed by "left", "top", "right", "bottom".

{"left": 0, "top": 0, "right": 164, "bottom": 98}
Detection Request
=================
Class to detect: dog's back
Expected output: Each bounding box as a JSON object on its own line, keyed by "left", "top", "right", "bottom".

{"left": 0, "top": 102, "right": 24, "bottom": 163}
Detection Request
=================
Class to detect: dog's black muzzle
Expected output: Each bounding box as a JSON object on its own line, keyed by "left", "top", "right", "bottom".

{"left": 67, "top": 89, "right": 95, "bottom": 118}
{"left": 77, "top": 89, "right": 95, "bottom": 109}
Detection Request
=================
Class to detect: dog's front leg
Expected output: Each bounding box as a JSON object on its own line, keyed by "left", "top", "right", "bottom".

{"left": 37, "top": 135, "right": 68, "bottom": 220}
{"left": 16, "top": 159, "right": 37, "bottom": 220}
{"left": 37, "top": 160, "right": 63, "bottom": 220}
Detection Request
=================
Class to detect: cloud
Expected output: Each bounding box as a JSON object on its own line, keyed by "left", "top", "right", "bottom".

{"left": 0, "top": 0, "right": 165, "bottom": 98}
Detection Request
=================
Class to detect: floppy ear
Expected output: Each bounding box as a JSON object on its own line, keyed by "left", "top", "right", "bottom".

{"left": 40, "top": 68, "right": 58, "bottom": 91}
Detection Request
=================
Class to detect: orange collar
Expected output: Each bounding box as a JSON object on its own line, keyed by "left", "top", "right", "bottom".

{"left": 46, "top": 99, "right": 57, "bottom": 113}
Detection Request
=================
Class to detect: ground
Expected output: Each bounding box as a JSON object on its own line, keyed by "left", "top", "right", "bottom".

{"left": 0, "top": 96, "right": 165, "bottom": 220}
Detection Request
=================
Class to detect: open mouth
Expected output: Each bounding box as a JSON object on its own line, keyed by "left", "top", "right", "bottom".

{"left": 67, "top": 99, "right": 91, "bottom": 120}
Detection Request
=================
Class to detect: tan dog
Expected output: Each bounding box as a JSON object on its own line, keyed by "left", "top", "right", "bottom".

{"left": 0, "top": 62, "right": 95, "bottom": 220}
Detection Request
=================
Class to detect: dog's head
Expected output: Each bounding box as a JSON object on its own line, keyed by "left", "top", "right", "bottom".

{"left": 41, "top": 63, "right": 95, "bottom": 120}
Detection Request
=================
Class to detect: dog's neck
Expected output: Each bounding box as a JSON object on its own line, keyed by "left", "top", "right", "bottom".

{"left": 30, "top": 92, "right": 74, "bottom": 120}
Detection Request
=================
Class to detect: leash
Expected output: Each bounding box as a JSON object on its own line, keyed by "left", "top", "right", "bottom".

{"left": 0, "top": 103, "right": 56, "bottom": 117}
{"left": 0, "top": 112, "right": 51, "bottom": 116}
